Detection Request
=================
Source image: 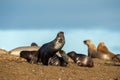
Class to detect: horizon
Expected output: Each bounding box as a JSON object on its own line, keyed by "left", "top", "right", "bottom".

{"left": 0, "top": 29, "right": 120, "bottom": 55}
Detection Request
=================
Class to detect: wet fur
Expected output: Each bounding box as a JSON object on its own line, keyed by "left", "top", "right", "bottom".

{"left": 20, "top": 51, "right": 38, "bottom": 64}
{"left": 48, "top": 50, "right": 69, "bottom": 66}
{"left": 67, "top": 51, "right": 94, "bottom": 67}
{"left": 37, "top": 32, "right": 65, "bottom": 65}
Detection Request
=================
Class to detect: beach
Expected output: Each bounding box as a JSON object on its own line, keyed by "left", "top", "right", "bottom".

{"left": 0, "top": 52, "right": 120, "bottom": 80}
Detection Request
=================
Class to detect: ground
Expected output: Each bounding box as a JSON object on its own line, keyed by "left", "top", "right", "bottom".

{"left": 0, "top": 53, "right": 120, "bottom": 80}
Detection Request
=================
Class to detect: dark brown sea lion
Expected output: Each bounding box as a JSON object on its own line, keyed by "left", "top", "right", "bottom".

{"left": 48, "top": 50, "right": 69, "bottom": 66}
{"left": 31, "top": 42, "right": 38, "bottom": 46}
{"left": 37, "top": 31, "right": 65, "bottom": 65}
{"left": 84, "top": 40, "right": 97, "bottom": 58}
{"left": 67, "top": 51, "right": 94, "bottom": 67}
{"left": 116, "top": 54, "right": 120, "bottom": 59}
{"left": 97, "top": 42, "right": 120, "bottom": 61}
{"left": 114, "top": 54, "right": 120, "bottom": 62}
{"left": 20, "top": 51, "right": 38, "bottom": 64}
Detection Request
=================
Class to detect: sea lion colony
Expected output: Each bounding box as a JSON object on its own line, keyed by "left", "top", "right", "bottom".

{"left": 84, "top": 40, "right": 120, "bottom": 62}
{"left": 1, "top": 31, "right": 120, "bottom": 67}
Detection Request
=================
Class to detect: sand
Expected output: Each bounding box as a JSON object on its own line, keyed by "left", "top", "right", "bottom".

{"left": 0, "top": 52, "right": 120, "bottom": 80}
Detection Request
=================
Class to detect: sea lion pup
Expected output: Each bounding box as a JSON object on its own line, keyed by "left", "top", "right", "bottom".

{"left": 20, "top": 51, "right": 38, "bottom": 64}
{"left": 31, "top": 42, "right": 38, "bottom": 46}
{"left": 67, "top": 51, "right": 94, "bottom": 67}
{"left": 48, "top": 50, "right": 69, "bottom": 66}
{"left": 84, "top": 40, "right": 97, "bottom": 58}
{"left": 37, "top": 31, "right": 65, "bottom": 65}
{"left": 9, "top": 46, "right": 40, "bottom": 56}
{"left": 97, "top": 42, "right": 120, "bottom": 61}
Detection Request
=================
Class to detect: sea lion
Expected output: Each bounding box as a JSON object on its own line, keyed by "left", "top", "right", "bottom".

{"left": 31, "top": 42, "right": 38, "bottom": 46}
{"left": 67, "top": 51, "right": 94, "bottom": 67}
{"left": 0, "top": 48, "right": 8, "bottom": 54}
{"left": 9, "top": 46, "right": 40, "bottom": 56}
{"left": 84, "top": 40, "right": 97, "bottom": 58}
{"left": 97, "top": 42, "right": 120, "bottom": 61}
{"left": 116, "top": 54, "right": 120, "bottom": 59}
{"left": 20, "top": 51, "right": 38, "bottom": 64}
{"left": 114, "top": 54, "right": 120, "bottom": 62}
{"left": 37, "top": 31, "right": 65, "bottom": 65}
{"left": 48, "top": 50, "right": 69, "bottom": 66}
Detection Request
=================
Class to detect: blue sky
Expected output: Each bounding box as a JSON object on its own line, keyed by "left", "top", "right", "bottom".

{"left": 0, "top": 0, "right": 120, "bottom": 54}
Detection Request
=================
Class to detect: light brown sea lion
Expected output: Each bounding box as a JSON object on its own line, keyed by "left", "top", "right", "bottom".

{"left": 84, "top": 40, "right": 97, "bottom": 58}
{"left": 0, "top": 48, "right": 8, "bottom": 54}
{"left": 9, "top": 46, "right": 40, "bottom": 56}
{"left": 84, "top": 40, "right": 120, "bottom": 62}
{"left": 97, "top": 42, "right": 120, "bottom": 61}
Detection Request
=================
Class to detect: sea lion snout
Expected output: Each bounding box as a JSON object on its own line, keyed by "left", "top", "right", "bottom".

{"left": 57, "top": 31, "right": 65, "bottom": 43}
{"left": 83, "top": 40, "right": 90, "bottom": 45}
{"left": 83, "top": 40, "right": 87, "bottom": 44}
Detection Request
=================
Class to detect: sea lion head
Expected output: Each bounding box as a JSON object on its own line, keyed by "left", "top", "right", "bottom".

{"left": 31, "top": 42, "right": 38, "bottom": 46}
{"left": 56, "top": 50, "right": 69, "bottom": 66}
{"left": 48, "top": 55, "right": 60, "bottom": 66}
{"left": 20, "top": 51, "right": 38, "bottom": 64}
{"left": 48, "top": 51, "right": 69, "bottom": 66}
{"left": 112, "top": 54, "right": 120, "bottom": 62}
{"left": 54, "top": 31, "right": 65, "bottom": 50}
{"left": 99, "top": 42, "right": 105, "bottom": 46}
{"left": 84, "top": 40, "right": 94, "bottom": 47}
{"left": 67, "top": 51, "right": 76, "bottom": 60}
{"left": 97, "top": 42, "right": 109, "bottom": 53}
{"left": 76, "top": 57, "right": 94, "bottom": 67}
{"left": 83, "top": 40, "right": 97, "bottom": 58}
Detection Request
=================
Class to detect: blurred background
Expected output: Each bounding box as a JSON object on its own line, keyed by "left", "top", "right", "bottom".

{"left": 0, "top": 0, "right": 120, "bottom": 54}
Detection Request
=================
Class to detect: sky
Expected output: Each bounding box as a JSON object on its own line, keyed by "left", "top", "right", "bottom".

{"left": 0, "top": 0, "right": 120, "bottom": 54}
